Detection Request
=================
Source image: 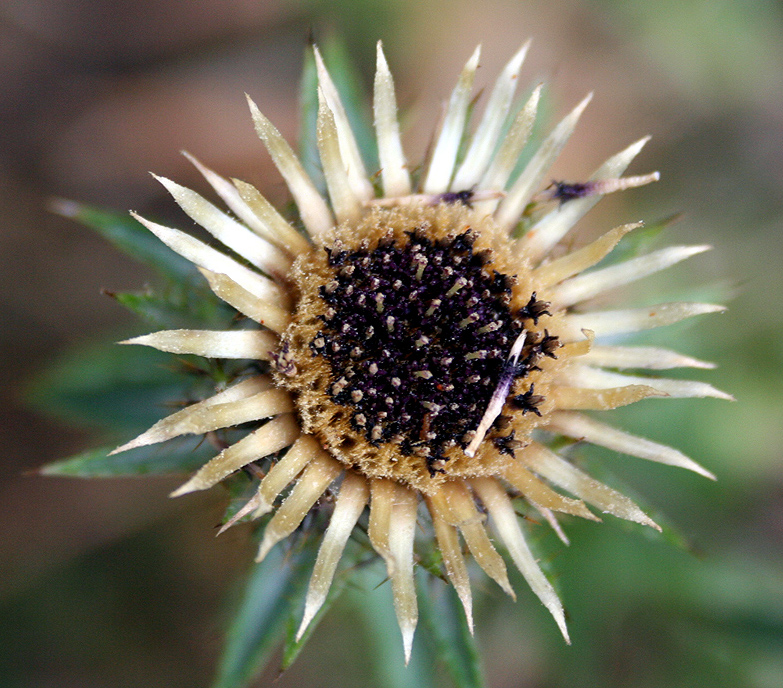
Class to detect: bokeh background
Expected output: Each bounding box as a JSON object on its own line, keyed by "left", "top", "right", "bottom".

{"left": 2, "top": 0, "right": 782, "bottom": 686}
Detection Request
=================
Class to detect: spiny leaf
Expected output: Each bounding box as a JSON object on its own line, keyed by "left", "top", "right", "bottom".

{"left": 50, "top": 199, "right": 200, "bottom": 286}
{"left": 220, "top": 473, "right": 264, "bottom": 526}
{"left": 280, "top": 542, "right": 364, "bottom": 671}
{"left": 108, "top": 287, "right": 231, "bottom": 329}
{"left": 599, "top": 212, "right": 679, "bottom": 267}
{"left": 211, "top": 540, "right": 318, "bottom": 688}
{"left": 39, "top": 438, "right": 214, "bottom": 477}
{"left": 350, "top": 561, "right": 438, "bottom": 688}
{"left": 320, "top": 34, "right": 378, "bottom": 173}
{"left": 576, "top": 453, "right": 697, "bottom": 554}
{"left": 26, "top": 340, "right": 195, "bottom": 433}
{"left": 298, "top": 41, "right": 326, "bottom": 196}
{"left": 417, "top": 571, "right": 487, "bottom": 688}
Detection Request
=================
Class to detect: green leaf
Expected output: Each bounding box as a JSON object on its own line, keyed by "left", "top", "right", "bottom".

{"left": 220, "top": 473, "right": 263, "bottom": 526}
{"left": 576, "top": 452, "right": 697, "bottom": 554}
{"left": 452, "top": 92, "right": 481, "bottom": 176}
{"left": 320, "top": 34, "right": 378, "bottom": 173}
{"left": 109, "top": 287, "right": 231, "bottom": 329}
{"left": 508, "top": 84, "right": 551, "bottom": 187}
{"left": 39, "top": 437, "right": 214, "bottom": 477}
{"left": 598, "top": 212, "right": 678, "bottom": 266}
{"left": 299, "top": 34, "right": 378, "bottom": 191}
{"left": 417, "top": 570, "right": 487, "bottom": 688}
{"left": 280, "top": 542, "right": 362, "bottom": 671}
{"left": 50, "top": 199, "right": 200, "bottom": 286}
{"left": 27, "top": 337, "right": 198, "bottom": 433}
{"left": 211, "top": 541, "right": 317, "bottom": 688}
{"left": 350, "top": 561, "right": 438, "bottom": 688}
{"left": 298, "top": 42, "right": 326, "bottom": 196}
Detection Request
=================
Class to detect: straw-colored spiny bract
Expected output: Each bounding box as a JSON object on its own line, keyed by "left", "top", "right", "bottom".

{"left": 115, "top": 41, "right": 728, "bottom": 661}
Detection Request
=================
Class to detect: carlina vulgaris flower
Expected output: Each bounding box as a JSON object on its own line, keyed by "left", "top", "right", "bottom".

{"left": 111, "top": 41, "right": 730, "bottom": 661}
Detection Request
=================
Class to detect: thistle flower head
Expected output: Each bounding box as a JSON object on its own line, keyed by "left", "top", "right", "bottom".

{"left": 113, "top": 41, "right": 728, "bottom": 662}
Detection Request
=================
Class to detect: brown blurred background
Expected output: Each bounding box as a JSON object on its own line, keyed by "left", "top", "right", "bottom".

{"left": 2, "top": 1, "right": 783, "bottom": 686}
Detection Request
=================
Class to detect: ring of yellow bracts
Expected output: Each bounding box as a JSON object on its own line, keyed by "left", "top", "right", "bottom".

{"left": 113, "top": 42, "right": 729, "bottom": 661}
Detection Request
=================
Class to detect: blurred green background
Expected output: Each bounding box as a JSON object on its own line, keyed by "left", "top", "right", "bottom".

{"left": 2, "top": 0, "right": 782, "bottom": 686}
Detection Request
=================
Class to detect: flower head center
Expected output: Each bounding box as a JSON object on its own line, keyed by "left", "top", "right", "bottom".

{"left": 277, "top": 204, "right": 557, "bottom": 492}
{"left": 314, "top": 226, "right": 524, "bottom": 473}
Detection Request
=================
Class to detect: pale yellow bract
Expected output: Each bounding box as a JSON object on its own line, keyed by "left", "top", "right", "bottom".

{"left": 115, "top": 41, "right": 728, "bottom": 662}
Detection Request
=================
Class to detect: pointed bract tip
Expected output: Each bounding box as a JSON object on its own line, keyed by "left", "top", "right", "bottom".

{"left": 180, "top": 149, "right": 200, "bottom": 167}
{"left": 376, "top": 40, "right": 389, "bottom": 70}
{"left": 698, "top": 466, "right": 719, "bottom": 481}
{"left": 108, "top": 438, "right": 142, "bottom": 456}
{"left": 672, "top": 244, "right": 712, "bottom": 261}
{"left": 712, "top": 389, "right": 736, "bottom": 402}
{"left": 169, "top": 478, "right": 200, "bottom": 498}
{"left": 509, "top": 39, "right": 531, "bottom": 70}
{"left": 402, "top": 628, "right": 415, "bottom": 665}
{"left": 312, "top": 43, "right": 326, "bottom": 72}
{"left": 467, "top": 616, "right": 475, "bottom": 635}
{"left": 295, "top": 611, "right": 315, "bottom": 643}
{"left": 215, "top": 521, "right": 233, "bottom": 537}
{"left": 255, "top": 536, "right": 274, "bottom": 563}
{"left": 217, "top": 498, "right": 260, "bottom": 535}
{"left": 624, "top": 135, "right": 652, "bottom": 157}
{"left": 245, "top": 93, "right": 260, "bottom": 114}
{"left": 640, "top": 514, "right": 662, "bottom": 532}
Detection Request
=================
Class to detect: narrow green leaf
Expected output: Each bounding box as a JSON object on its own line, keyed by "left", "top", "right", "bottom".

{"left": 220, "top": 473, "right": 263, "bottom": 526}
{"left": 109, "top": 287, "right": 231, "bottom": 329}
{"left": 298, "top": 42, "right": 326, "bottom": 196}
{"left": 452, "top": 93, "right": 481, "bottom": 175}
{"left": 27, "top": 339, "right": 195, "bottom": 432}
{"left": 508, "top": 85, "right": 551, "bottom": 187}
{"left": 417, "top": 570, "right": 487, "bottom": 688}
{"left": 576, "top": 453, "right": 696, "bottom": 553}
{"left": 49, "top": 199, "right": 200, "bottom": 285}
{"left": 320, "top": 34, "right": 378, "bottom": 173}
{"left": 598, "top": 212, "right": 677, "bottom": 267}
{"left": 349, "top": 561, "right": 438, "bottom": 688}
{"left": 112, "top": 290, "right": 188, "bottom": 328}
{"left": 211, "top": 541, "right": 317, "bottom": 688}
{"left": 39, "top": 437, "right": 214, "bottom": 477}
{"left": 280, "top": 542, "right": 363, "bottom": 671}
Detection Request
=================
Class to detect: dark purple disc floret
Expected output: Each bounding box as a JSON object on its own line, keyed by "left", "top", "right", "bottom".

{"left": 310, "top": 229, "right": 553, "bottom": 473}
